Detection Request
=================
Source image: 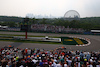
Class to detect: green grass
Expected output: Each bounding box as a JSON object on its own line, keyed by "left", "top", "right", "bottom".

{"left": 0, "top": 34, "right": 61, "bottom": 44}
{"left": 0, "top": 34, "right": 60, "bottom": 38}
{"left": 0, "top": 39, "right": 61, "bottom": 44}
{"left": 61, "top": 37, "right": 88, "bottom": 45}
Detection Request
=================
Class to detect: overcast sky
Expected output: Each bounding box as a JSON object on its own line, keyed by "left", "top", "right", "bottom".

{"left": 0, "top": 0, "right": 100, "bottom": 18}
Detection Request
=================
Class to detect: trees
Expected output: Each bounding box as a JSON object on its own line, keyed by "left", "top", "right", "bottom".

{"left": 0, "top": 21, "right": 16, "bottom": 27}
{"left": 0, "top": 16, "right": 100, "bottom": 31}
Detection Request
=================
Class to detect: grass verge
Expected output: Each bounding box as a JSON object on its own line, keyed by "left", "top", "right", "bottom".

{"left": 0, "top": 39, "right": 61, "bottom": 44}
{"left": 0, "top": 34, "right": 60, "bottom": 38}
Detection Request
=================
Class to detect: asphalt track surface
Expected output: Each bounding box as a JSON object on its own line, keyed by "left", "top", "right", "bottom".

{"left": 0, "top": 31, "right": 100, "bottom": 51}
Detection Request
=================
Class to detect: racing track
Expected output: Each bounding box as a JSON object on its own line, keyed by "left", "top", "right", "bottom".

{"left": 0, "top": 31, "right": 100, "bottom": 51}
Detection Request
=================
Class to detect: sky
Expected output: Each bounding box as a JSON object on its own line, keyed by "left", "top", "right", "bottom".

{"left": 0, "top": 0, "right": 100, "bottom": 18}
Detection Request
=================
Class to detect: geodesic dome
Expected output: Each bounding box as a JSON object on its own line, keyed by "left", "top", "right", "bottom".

{"left": 64, "top": 10, "right": 80, "bottom": 20}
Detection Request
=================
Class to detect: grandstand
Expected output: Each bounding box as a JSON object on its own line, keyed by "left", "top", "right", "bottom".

{"left": 31, "top": 24, "right": 84, "bottom": 33}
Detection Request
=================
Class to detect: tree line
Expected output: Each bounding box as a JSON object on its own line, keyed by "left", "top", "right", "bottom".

{"left": 0, "top": 16, "right": 100, "bottom": 31}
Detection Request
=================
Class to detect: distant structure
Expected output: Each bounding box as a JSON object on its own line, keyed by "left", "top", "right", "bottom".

{"left": 26, "top": 13, "right": 55, "bottom": 18}
{"left": 0, "top": 25, "right": 8, "bottom": 29}
{"left": 64, "top": 10, "right": 80, "bottom": 20}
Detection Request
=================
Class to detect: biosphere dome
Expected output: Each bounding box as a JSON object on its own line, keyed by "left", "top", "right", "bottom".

{"left": 64, "top": 10, "right": 80, "bottom": 20}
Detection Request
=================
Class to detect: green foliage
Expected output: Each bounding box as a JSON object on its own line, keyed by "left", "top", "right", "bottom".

{"left": 0, "top": 21, "right": 17, "bottom": 27}
{"left": 0, "top": 16, "right": 23, "bottom": 22}
{"left": 0, "top": 16, "right": 100, "bottom": 31}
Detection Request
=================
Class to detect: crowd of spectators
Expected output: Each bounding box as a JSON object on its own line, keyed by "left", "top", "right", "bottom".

{"left": 0, "top": 46, "right": 100, "bottom": 67}
{"left": 0, "top": 24, "right": 84, "bottom": 33}
{"left": 31, "top": 24, "right": 84, "bottom": 33}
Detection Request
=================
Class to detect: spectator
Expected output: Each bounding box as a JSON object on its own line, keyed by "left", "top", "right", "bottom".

{"left": 0, "top": 46, "right": 100, "bottom": 67}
